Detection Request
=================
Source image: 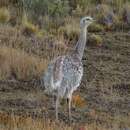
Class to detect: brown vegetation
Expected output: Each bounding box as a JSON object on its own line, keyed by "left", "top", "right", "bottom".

{"left": 0, "top": 46, "right": 48, "bottom": 81}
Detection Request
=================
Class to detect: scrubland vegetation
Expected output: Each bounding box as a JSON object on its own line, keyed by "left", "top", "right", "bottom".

{"left": 0, "top": 0, "right": 130, "bottom": 130}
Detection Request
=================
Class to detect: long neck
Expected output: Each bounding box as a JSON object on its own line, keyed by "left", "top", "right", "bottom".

{"left": 74, "top": 27, "right": 87, "bottom": 60}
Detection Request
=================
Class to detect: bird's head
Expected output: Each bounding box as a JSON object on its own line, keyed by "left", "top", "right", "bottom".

{"left": 80, "top": 16, "right": 94, "bottom": 28}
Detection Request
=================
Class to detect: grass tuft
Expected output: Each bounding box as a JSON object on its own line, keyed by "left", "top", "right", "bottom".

{"left": 88, "top": 34, "right": 103, "bottom": 47}
{"left": 0, "top": 7, "right": 10, "bottom": 23}
{"left": 0, "top": 46, "right": 48, "bottom": 81}
{"left": 22, "top": 13, "right": 38, "bottom": 35}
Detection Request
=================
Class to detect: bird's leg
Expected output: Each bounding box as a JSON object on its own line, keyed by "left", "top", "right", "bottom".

{"left": 68, "top": 95, "right": 72, "bottom": 122}
{"left": 56, "top": 95, "right": 59, "bottom": 121}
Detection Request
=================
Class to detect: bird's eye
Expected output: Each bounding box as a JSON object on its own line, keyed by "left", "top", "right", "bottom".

{"left": 83, "top": 20, "right": 86, "bottom": 23}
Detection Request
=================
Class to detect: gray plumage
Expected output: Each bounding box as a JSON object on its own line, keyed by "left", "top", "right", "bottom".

{"left": 42, "top": 16, "right": 94, "bottom": 121}
{"left": 44, "top": 54, "right": 83, "bottom": 96}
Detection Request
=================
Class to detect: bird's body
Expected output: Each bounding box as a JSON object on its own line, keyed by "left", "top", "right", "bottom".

{"left": 42, "top": 16, "right": 94, "bottom": 120}
{"left": 44, "top": 54, "right": 83, "bottom": 98}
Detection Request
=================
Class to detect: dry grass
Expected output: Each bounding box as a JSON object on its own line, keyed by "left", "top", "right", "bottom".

{"left": 0, "top": 112, "right": 72, "bottom": 130}
{"left": 57, "top": 17, "right": 80, "bottom": 46}
{"left": 58, "top": 25, "right": 79, "bottom": 40}
{"left": 0, "top": 112, "right": 126, "bottom": 130}
{"left": 0, "top": 112, "right": 74, "bottom": 130}
{"left": 0, "top": 46, "right": 48, "bottom": 81}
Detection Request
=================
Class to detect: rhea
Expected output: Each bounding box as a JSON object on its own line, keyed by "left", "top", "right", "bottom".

{"left": 43, "top": 16, "right": 94, "bottom": 120}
